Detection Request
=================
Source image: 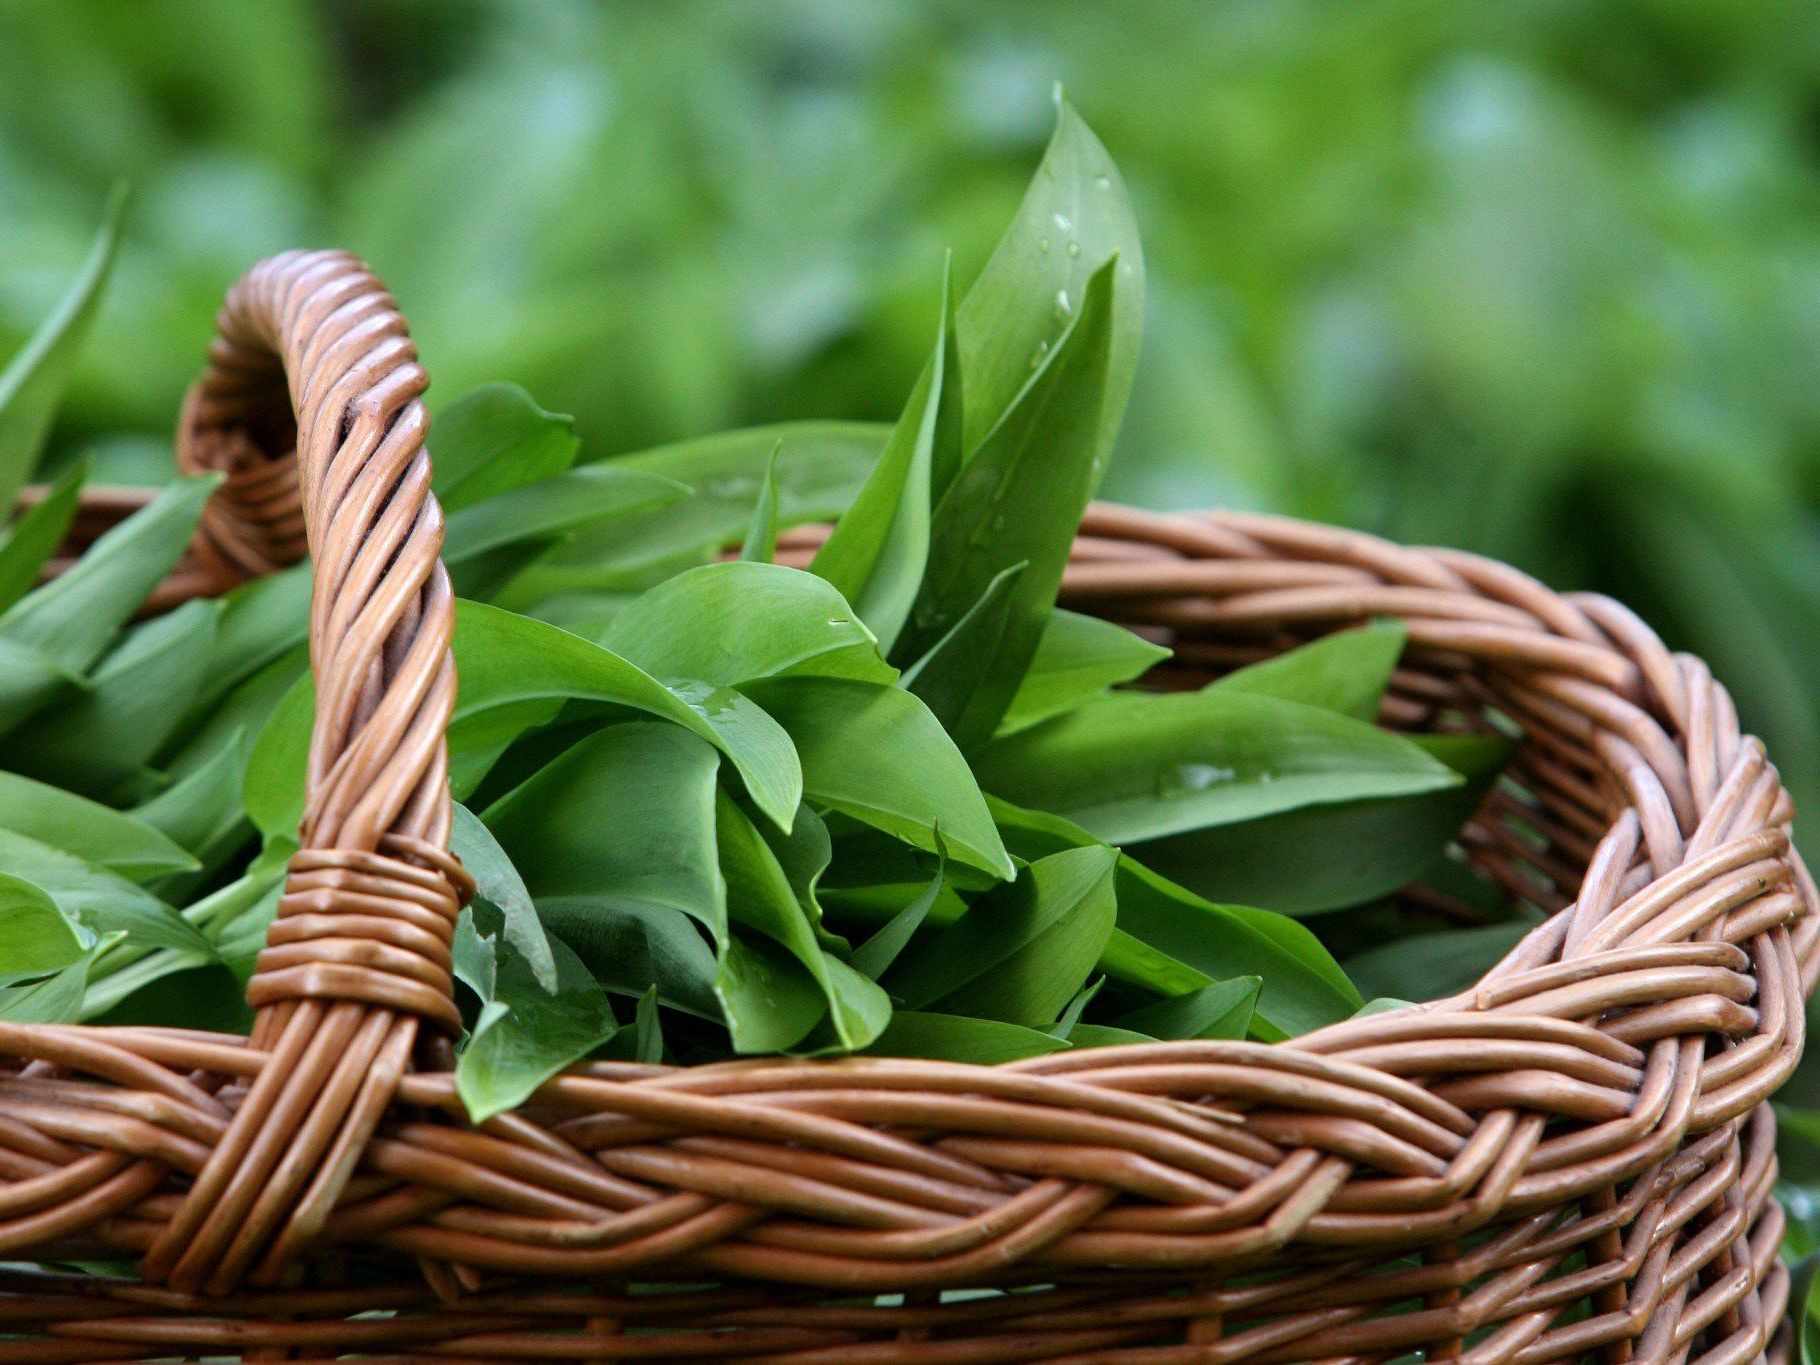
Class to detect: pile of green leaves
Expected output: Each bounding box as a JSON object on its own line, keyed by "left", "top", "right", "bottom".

{"left": 0, "top": 103, "right": 1528, "bottom": 1129}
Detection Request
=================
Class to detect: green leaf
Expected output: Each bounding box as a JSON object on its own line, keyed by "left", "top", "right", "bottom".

{"left": 866, "top": 1011, "right": 1070, "bottom": 1064}
{"left": 603, "top": 562, "right": 894, "bottom": 688}
{"left": 885, "top": 845, "right": 1118, "bottom": 1027}
{"left": 523, "top": 422, "right": 886, "bottom": 595}
{"left": 999, "top": 608, "right": 1170, "bottom": 736}
{"left": 848, "top": 850, "right": 945, "bottom": 980}
{"left": 977, "top": 687, "right": 1461, "bottom": 845}
{"left": 8, "top": 598, "right": 222, "bottom": 796}
{"left": 0, "top": 872, "right": 90, "bottom": 987}
{"left": 990, "top": 797, "right": 1362, "bottom": 1037}
{"left": 442, "top": 463, "right": 690, "bottom": 562}
{"left": 1344, "top": 920, "right": 1538, "bottom": 1004}
{"left": 632, "top": 985, "right": 663, "bottom": 1064}
{"left": 0, "top": 473, "right": 218, "bottom": 682}
{"left": 955, "top": 96, "right": 1144, "bottom": 463}
{"left": 738, "top": 441, "right": 781, "bottom": 563}
{"left": 0, "top": 184, "right": 125, "bottom": 513}
{"left": 1116, "top": 977, "right": 1260, "bottom": 1040}
{"left": 893, "top": 257, "right": 1119, "bottom": 747}
{"left": 742, "top": 676, "right": 1013, "bottom": 881}
{"left": 0, "top": 828, "right": 213, "bottom": 958}
{"left": 130, "top": 730, "right": 253, "bottom": 862}
{"left": 811, "top": 265, "right": 955, "bottom": 650}
{"left": 716, "top": 791, "right": 892, "bottom": 1052}
{"left": 479, "top": 723, "right": 728, "bottom": 1027}
{"left": 450, "top": 802, "right": 557, "bottom": 992}
{"left": 433, "top": 382, "right": 580, "bottom": 511}
{"left": 0, "top": 458, "right": 88, "bottom": 613}
{"left": 245, "top": 602, "right": 806, "bottom": 838}
{"left": 454, "top": 901, "right": 617, "bottom": 1124}
{"left": 1211, "top": 621, "right": 1407, "bottom": 721}
{"left": 898, "top": 561, "right": 1026, "bottom": 735}
{"left": 0, "top": 938, "right": 114, "bottom": 1025}
{"left": 1131, "top": 731, "right": 1512, "bottom": 915}
{"left": 0, "top": 770, "right": 196, "bottom": 881}
{"left": 1067, "top": 1023, "right": 1156, "bottom": 1049}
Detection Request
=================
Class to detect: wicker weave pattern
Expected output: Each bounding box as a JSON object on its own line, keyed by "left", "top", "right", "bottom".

{"left": 0, "top": 255, "right": 1811, "bottom": 1361}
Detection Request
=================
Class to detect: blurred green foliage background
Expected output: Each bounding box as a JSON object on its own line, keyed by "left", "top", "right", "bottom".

{"left": 7, "top": 0, "right": 1820, "bottom": 819}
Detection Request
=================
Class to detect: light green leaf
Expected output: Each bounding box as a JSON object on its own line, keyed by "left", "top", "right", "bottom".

{"left": 0, "top": 872, "right": 90, "bottom": 987}
{"left": 0, "top": 770, "right": 196, "bottom": 881}
{"left": 8, "top": 598, "right": 221, "bottom": 796}
{"left": 0, "top": 828, "right": 213, "bottom": 958}
{"left": 885, "top": 845, "right": 1117, "bottom": 1027}
{"left": 0, "top": 458, "right": 88, "bottom": 614}
{"left": 955, "top": 96, "right": 1144, "bottom": 463}
{"left": 1211, "top": 621, "right": 1407, "bottom": 722}
{"left": 811, "top": 264, "right": 956, "bottom": 650}
{"left": 433, "top": 382, "right": 580, "bottom": 511}
{"left": 443, "top": 463, "right": 690, "bottom": 563}
{"left": 450, "top": 802, "right": 556, "bottom": 992}
{"left": 742, "top": 676, "right": 1012, "bottom": 881}
{"left": 0, "top": 185, "right": 125, "bottom": 513}
{"left": 603, "top": 562, "right": 894, "bottom": 688}
{"left": 454, "top": 901, "right": 617, "bottom": 1124}
{"left": 738, "top": 441, "right": 781, "bottom": 563}
{"left": 893, "top": 257, "right": 1119, "bottom": 747}
{"left": 999, "top": 608, "right": 1170, "bottom": 736}
{"left": 977, "top": 687, "right": 1461, "bottom": 845}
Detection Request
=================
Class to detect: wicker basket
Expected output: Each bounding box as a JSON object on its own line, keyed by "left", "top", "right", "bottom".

{"left": 0, "top": 250, "right": 1811, "bottom": 1363}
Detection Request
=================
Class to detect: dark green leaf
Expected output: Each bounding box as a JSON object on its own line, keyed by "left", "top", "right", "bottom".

{"left": 898, "top": 561, "right": 1025, "bottom": 735}
{"left": 866, "top": 1011, "right": 1070, "bottom": 1064}
{"left": 451, "top": 802, "right": 557, "bottom": 992}
{"left": 0, "top": 458, "right": 87, "bottom": 613}
{"left": 443, "top": 463, "right": 689, "bottom": 562}
{"left": 885, "top": 845, "right": 1117, "bottom": 1027}
{"left": 1344, "top": 920, "right": 1539, "bottom": 1004}
{"left": 1116, "top": 977, "right": 1260, "bottom": 1040}
{"left": 848, "top": 850, "right": 945, "bottom": 981}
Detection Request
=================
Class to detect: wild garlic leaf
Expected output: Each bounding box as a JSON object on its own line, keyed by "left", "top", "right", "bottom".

{"left": 0, "top": 770, "right": 196, "bottom": 881}
{"left": 989, "top": 796, "right": 1361, "bottom": 1037}
{"left": 0, "top": 936, "right": 116, "bottom": 1024}
{"left": 1211, "top": 620, "right": 1407, "bottom": 721}
{"left": 1131, "top": 730, "right": 1512, "bottom": 915}
{"left": 0, "top": 872, "right": 90, "bottom": 987}
{"left": 742, "top": 676, "right": 1013, "bottom": 881}
{"left": 130, "top": 730, "right": 253, "bottom": 863}
{"left": 8, "top": 598, "right": 221, "bottom": 798}
{"left": 955, "top": 96, "right": 1144, "bottom": 465}
{"left": 0, "top": 827, "right": 213, "bottom": 958}
{"left": 811, "top": 264, "right": 956, "bottom": 651}
{"left": 738, "top": 441, "right": 781, "bottom": 563}
{"left": 893, "top": 258, "right": 1119, "bottom": 749}
{"left": 1115, "top": 976, "right": 1261, "bottom": 1041}
{"left": 1344, "top": 920, "right": 1538, "bottom": 1005}
{"left": 480, "top": 723, "right": 724, "bottom": 1023}
{"left": 453, "top": 900, "right": 617, "bottom": 1125}
{"left": 632, "top": 985, "right": 663, "bottom": 1064}
{"left": 717, "top": 791, "right": 890, "bottom": 1052}
{"left": 603, "top": 562, "right": 894, "bottom": 687}
{"left": 442, "top": 463, "right": 690, "bottom": 563}
{"left": 522, "top": 421, "right": 886, "bottom": 595}
{"left": 898, "top": 561, "right": 1025, "bottom": 734}
{"left": 976, "top": 686, "right": 1461, "bottom": 845}
{"left": 864, "top": 1011, "right": 1070, "bottom": 1064}
{"left": 0, "top": 184, "right": 125, "bottom": 514}
{"left": 998, "top": 608, "right": 1170, "bottom": 736}
{"left": 0, "top": 457, "right": 88, "bottom": 613}
{"left": 885, "top": 844, "right": 1118, "bottom": 1027}
{"left": 245, "top": 603, "right": 805, "bottom": 838}
{"left": 0, "top": 472, "right": 218, "bottom": 684}
{"left": 433, "top": 382, "right": 581, "bottom": 511}
{"left": 848, "top": 845, "right": 946, "bottom": 980}
{"left": 450, "top": 802, "right": 557, "bottom": 992}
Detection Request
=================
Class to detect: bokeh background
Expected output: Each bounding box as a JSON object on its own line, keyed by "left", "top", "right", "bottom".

{"left": 6, "top": 0, "right": 1820, "bottom": 824}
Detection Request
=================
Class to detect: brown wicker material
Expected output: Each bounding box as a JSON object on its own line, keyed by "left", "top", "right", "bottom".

{"left": 0, "top": 251, "right": 1812, "bottom": 1362}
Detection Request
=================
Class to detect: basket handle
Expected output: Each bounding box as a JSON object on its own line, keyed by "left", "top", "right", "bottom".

{"left": 143, "top": 251, "right": 471, "bottom": 1293}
